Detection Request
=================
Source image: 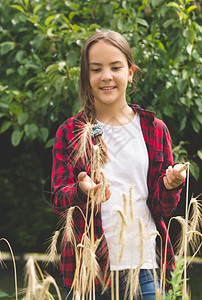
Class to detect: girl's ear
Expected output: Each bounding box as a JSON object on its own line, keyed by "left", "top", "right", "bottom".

{"left": 128, "top": 65, "right": 136, "bottom": 82}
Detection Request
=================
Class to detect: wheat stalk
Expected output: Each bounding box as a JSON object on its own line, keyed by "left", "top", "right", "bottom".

{"left": 0, "top": 238, "right": 18, "bottom": 300}
{"left": 183, "top": 164, "right": 190, "bottom": 298}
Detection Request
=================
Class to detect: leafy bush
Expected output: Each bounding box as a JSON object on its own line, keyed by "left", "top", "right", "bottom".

{"left": 0, "top": 0, "right": 201, "bottom": 178}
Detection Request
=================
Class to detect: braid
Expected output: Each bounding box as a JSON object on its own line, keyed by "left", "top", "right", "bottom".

{"left": 83, "top": 92, "right": 96, "bottom": 123}
{"left": 83, "top": 94, "right": 109, "bottom": 166}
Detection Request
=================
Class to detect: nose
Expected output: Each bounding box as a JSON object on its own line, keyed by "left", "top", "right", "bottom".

{"left": 101, "top": 68, "right": 113, "bottom": 81}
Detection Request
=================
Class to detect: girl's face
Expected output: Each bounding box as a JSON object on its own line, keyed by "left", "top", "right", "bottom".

{"left": 88, "top": 41, "right": 134, "bottom": 109}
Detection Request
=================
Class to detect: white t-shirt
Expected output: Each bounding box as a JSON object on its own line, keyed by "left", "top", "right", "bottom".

{"left": 98, "top": 113, "right": 158, "bottom": 270}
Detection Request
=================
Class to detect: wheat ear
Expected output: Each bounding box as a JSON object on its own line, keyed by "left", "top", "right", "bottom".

{"left": 62, "top": 207, "right": 76, "bottom": 246}
{"left": 38, "top": 275, "right": 62, "bottom": 300}
{"left": 93, "top": 169, "right": 107, "bottom": 205}
{"left": 129, "top": 183, "right": 135, "bottom": 221}
{"left": 45, "top": 230, "right": 60, "bottom": 266}
{"left": 69, "top": 121, "right": 93, "bottom": 167}
{"left": 24, "top": 256, "right": 41, "bottom": 300}
{"left": 187, "top": 196, "right": 202, "bottom": 253}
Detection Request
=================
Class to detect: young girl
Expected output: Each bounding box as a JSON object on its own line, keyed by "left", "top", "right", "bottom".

{"left": 51, "top": 30, "right": 186, "bottom": 299}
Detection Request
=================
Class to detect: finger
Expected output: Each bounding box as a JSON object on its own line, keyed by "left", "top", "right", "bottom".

{"left": 105, "top": 188, "right": 111, "bottom": 201}
{"left": 89, "top": 182, "right": 101, "bottom": 198}
{"left": 173, "top": 168, "right": 186, "bottom": 179}
{"left": 78, "top": 171, "right": 87, "bottom": 182}
{"left": 164, "top": 168, "right": 185, "bottom": 190}
{"left": 171, "top": 169, "right": 185, "bottom": 182}
{"left": 174, "top": 162, "right": 189, "bottom": 173}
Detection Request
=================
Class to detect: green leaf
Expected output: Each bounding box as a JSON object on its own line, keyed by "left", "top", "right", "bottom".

{"left": 39, "top": 127, "right": 49, "bottom": 142}
{"left": 151, "top": 0, "right": 164, "bottom": 7}
{"left": 0, "top": 41, "right": 16, "bottom": 55}
{"left": 179, "top": 115, "right": 187, "bottom": 131}
{"left": 158, "top": 41, "right": 166, "bottom": 52}
{"left": 189, "top": 160, "right": 200, "bottom": 181}
{"left": 197, "top": 149, "right": 202, "bottom": 160}
{"left": 45, "top": 15, "right": 55, "bottom": 26}
{"left": 186, "top": 44, "right": 193, "bottom": 55}
{"left": 65, "top": 0, "right": 79, "bottom": 11}
{"left": 191, "top": 119, "right": 200, "bottom": 133}
{"left": 163, "top": 19, "right": 175, "bottom": 28}
{"left": 25, "top": 124, "right": 38, "bottom": 140}
{"left": 136, "top": 18, "right": 149, "bottom": 27}
{"left": 11, "top": 130, "right": 24, "bottom": 146}
{"left": 45, "top": 137, "right": 55, "bottom": 148}
{"left": 195, "top": 113, "right": 202, "bottom": 125}
{"left": 10, "top": 104, "right": 23, "bottom": 117}
{"left": 18, "top": 112, "right": 29, "bottom": 125}
{"left": 10, "top": 5, "right": 25, "bottom": 13}
{"left": 33, "top": 4, "right": 42, "bottom": 14}
{"left": 167, "top": 2, "right": 180, "bottom": 10}
{"left": 67, "top": 51, "right": 78, "bottom": 67}
{"left": 16, "top": 50, "right": 26, "bottom": 63}
{"left": 117, "top": 19, "right": 123, "bottom": 30}
{"left": 195, "top": 99, "right": 202, "bottom": 113}
{"left": 17, "top": 65, "right": 27, "bottom": 76}
{"left": 0, "top": 289, "right": 10, "bottom": 298}
{"left": 0, "top": 121, "right": 12, "bottom": 133}
{"left": 187, "top": 5, "right": 197, "bottom": 14}
{"left": 0, "top": 102, "right": 9, "bottom": 109}
{"left": 184, "top": 27, "right": 195, "bottom": 43}
{"left": 6, "top": 68, "right": 15, "bottom": 75}
{"left": 185, "top": 0, "right": 194, "bottom": 3}
{"left": 24, "top": 0, "right": 29, "bottom": 8}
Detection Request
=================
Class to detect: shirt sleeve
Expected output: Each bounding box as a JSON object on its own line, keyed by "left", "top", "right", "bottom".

{"left": 147, "top": 122, "right": 184, "bottom": 217}
{"left": 50, "top": 122, "right": 87, "bottom": 216}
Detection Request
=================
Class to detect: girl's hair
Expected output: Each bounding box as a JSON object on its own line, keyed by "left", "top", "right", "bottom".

{"left": 79, "top": 30, "right": 138, "bottom": 164}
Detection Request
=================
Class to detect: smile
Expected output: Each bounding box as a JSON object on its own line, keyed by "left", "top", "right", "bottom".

{"left": 100, "top": 86, "right": 116, "bottom": 90}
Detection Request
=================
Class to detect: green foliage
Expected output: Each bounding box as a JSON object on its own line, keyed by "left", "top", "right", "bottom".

{"left": 0, "top": 0, "right": 201, "bottom": 179}
{"left": 0, "top": 289, "right": 10, "bottom": 298}
{"left": 166, "top": 259, "right": 184, "bottom": 299}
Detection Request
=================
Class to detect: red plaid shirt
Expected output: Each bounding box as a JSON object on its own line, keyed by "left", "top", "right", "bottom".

{"left": 51, "top": 104, "right": 183, "bottom": 291}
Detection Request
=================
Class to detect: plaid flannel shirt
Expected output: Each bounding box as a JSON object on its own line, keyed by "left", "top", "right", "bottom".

{"left": 51, "top": 104, "right": 183, "bottom": 291}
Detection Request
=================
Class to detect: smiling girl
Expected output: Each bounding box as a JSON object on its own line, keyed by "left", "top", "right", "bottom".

{"left": 51, "top": 30, "right": 186, "bottom": 299}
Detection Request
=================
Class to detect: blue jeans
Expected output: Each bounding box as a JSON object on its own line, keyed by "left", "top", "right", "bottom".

{"left": 65, "top": 269, "right": 166, "bottom": 299}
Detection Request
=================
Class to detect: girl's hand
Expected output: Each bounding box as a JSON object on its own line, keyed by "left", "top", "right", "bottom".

{"left": 163, "top": 164, "right": 186, "bottom": 190}
{"left": 78, "top": 172, "right": 111, "bottom": 202}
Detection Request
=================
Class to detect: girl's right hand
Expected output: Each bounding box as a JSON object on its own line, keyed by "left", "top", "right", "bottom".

{"left": 78, "top": 171, "right": 111, "bottom": 202}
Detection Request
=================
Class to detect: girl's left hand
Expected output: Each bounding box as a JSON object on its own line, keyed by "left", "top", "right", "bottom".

{"left": 163, "top": 164, "right": 186, "bottom": 190}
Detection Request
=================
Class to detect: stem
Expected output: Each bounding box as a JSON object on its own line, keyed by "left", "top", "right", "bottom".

{"left": 183, "top": 164, "right": 190, "bottom": 297}
{"left": 0, "top": 238, "right": 18, "bottom": 300}
{"left": 34, "top": 259, "right": 45, "bottom": 281}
